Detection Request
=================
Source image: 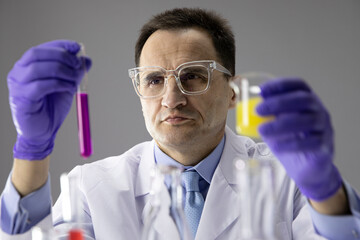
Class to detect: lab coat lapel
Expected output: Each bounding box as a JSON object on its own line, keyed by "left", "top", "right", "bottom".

{"left": 196, "top": 168, "right": 239, "bottom": 240}
{"left": 196, "top": 126, "right": 252, "bottom": 240}
{"left": 135, "top": 140, "right": 156, "bottom": 198}
{"left": 134, "top": 140, "right": 155, "bottom": 229}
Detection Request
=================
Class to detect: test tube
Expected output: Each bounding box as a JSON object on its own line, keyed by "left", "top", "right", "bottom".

{"left": 76, "top": 43, "right": 92, "bottom": 158}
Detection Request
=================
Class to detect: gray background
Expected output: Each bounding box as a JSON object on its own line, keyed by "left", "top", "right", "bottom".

{"left": 1, "top": 0, "right": 359, "bottom": 201}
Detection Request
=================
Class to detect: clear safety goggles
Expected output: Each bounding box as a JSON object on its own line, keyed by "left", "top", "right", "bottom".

{"left": 128, "top": 60, "right": 232, "bottom": 99}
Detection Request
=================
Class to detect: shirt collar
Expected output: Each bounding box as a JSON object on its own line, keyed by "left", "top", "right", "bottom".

{"left": 154, "top": 135, "right": 225, "bottom": 184}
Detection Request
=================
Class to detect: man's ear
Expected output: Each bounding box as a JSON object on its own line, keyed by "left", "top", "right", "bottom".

{"left": 228, "top": 76, "right": 239, "bottom": 109}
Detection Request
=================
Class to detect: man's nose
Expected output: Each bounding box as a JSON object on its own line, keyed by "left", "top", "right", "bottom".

{"left": 161, "top": 76, "right": 187, "bottom": 108}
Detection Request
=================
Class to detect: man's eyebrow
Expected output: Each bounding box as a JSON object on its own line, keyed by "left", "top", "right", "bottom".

{"left": 142, "top": 71, "right": 164, "bottom": 79}
{"left": 180, "top": 67, "right": 208, "bottom": 74}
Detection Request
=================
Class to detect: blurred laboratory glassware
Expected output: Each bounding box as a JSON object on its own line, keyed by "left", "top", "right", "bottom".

{"left": 142, "top": 165, "right": 193, "bottom": 240}
{"left": 58, "top": 173, "right": 85, "bottom": 239}
{"left": 31, "top": 226, "right": 57, "bottom": 240}
{"left": 234, "top": 150, "right": 277, "bottom": 240}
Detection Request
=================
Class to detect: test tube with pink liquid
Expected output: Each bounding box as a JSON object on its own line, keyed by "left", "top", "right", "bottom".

{"left": 77, "top": 43, "right": 92, "bottom": 158}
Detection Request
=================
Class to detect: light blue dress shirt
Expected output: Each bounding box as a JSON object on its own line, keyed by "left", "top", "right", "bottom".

{"left": 1, "top": 173, "right": 52, "bottom": 234}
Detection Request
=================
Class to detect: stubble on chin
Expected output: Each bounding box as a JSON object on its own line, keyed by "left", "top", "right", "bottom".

{"left": 150, "top": 124, "right": 199, "bottom": 149}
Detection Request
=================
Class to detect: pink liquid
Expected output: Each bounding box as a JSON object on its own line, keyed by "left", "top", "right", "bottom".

{"left": 76, "top": 93, "right": 92, "bottom": 158}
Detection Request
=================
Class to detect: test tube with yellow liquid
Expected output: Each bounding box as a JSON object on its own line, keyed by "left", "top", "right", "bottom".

{"left": 230, "top": 73, "right": 274, "bottom": 140}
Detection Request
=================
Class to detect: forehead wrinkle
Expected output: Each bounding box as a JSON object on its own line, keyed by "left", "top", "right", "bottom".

{"left": 139, "top": 28, "right": 218, "bottom": 69}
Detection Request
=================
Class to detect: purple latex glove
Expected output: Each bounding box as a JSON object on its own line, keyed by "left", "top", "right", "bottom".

{"left": 7, "top": 40, "right": 91, "bottom": 160}
{"left": 256, "top": 78, "right": 342, "bottom": 201}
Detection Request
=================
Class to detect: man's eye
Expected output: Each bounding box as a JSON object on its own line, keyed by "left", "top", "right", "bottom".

{"left": 186, "top": 73, "right": 198, "bottom": 80}
{"left": 180, "top": 72, "right": 208, "bottom": 82}
{"left": 149, "top": 78, "right": 162, "bottom": 84}
{"left": 180, "top": 73, "right": 202, "bottom": 81}
{"left": 145, "top": 76, "right": 164, "bottom": 85}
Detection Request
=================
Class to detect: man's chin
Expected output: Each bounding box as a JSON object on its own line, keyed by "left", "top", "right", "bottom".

{"left": 156, "top": 130, "right": 197, "bottom": 146}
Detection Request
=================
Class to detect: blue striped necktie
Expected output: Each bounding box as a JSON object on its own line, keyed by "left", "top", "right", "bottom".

{"left": 182, "top": 171, "right": 205, "bottom": 238}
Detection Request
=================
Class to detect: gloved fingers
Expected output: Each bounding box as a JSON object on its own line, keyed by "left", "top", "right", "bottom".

{"left": 256, "top": 91, "right": 322, "bottom": 116}
{"left": 258, "top": 112, "right": 327, "bottom": 137}
{"left": 34, "top": 39, "right": 81, "bottom": 54}
{"left": 15, "top": 40, "right": 92, "bottom": 71}
{"left": 17, "top": 46, "right": 81, "bottom": 69}
{"left": 263, "top": 132, "right": 324, "bottom": 153}
{"left": 8, "top": 78, "right": 78, "bottom": 101}
{"left": 260, "top": 78, "right": 312, "bottom": 98}
{"left": 8, "top": 60, "right": 88, "bottom": 85}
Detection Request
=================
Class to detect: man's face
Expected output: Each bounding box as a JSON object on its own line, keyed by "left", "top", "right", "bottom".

{"left": 139, "top": 28, "right": 235, "bottom": 162}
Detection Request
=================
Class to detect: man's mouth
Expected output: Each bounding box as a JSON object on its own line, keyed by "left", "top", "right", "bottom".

{"left": 163, "top": 115, "right": 192, "bottom": 124}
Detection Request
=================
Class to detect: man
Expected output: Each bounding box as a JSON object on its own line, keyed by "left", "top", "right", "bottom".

{"left": 1, "top": 8, "right": 360, "bottom": 239}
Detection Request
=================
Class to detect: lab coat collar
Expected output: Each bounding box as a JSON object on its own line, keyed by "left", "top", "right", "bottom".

{"left": 134, "top": 126, "right": 250, "bottom": 196}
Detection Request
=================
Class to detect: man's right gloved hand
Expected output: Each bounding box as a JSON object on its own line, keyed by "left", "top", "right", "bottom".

{"left": 7, "top": 40, "right": 92, "bottom": 160}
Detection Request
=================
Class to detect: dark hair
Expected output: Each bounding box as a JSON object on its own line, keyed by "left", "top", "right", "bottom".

{"left": 135, "top": 8, "right": 235, "bottom": 75}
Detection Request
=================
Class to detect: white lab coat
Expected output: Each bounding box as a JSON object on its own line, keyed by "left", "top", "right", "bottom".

{"left": 0, "top": 126, "right": 326, "bottom": 240}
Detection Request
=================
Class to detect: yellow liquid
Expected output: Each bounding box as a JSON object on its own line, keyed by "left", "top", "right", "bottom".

{"left": 236, "top": 97, "right": 272, "bottom": 139}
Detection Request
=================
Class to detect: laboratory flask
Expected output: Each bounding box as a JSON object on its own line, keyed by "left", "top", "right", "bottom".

{"left": 141, "top": 165, "right": 193, "bottom": 240}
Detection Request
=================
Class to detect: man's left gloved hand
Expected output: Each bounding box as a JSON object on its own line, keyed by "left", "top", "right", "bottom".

{"left": 256, "top": 78, "right": 342, "bottom": 201}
